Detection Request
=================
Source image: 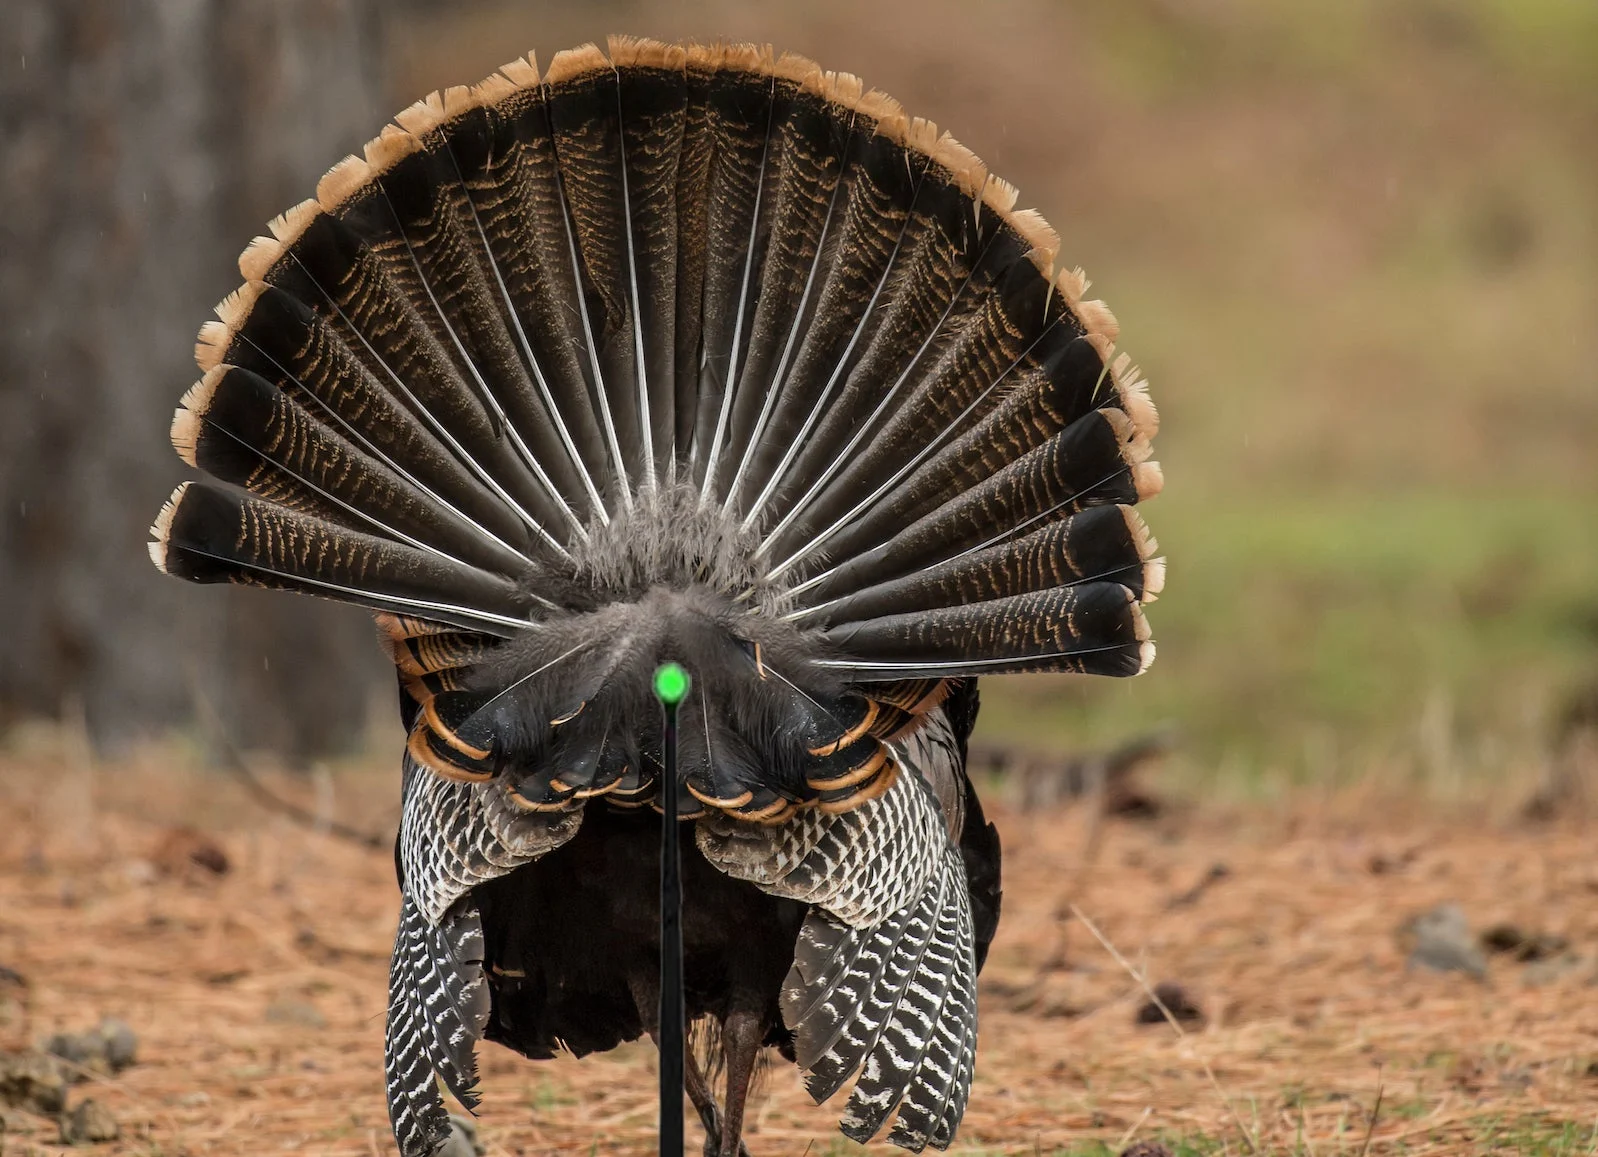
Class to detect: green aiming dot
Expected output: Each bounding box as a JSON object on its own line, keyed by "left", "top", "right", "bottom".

{"left": 653, "top": 662, "right": 691, "bottom": 706}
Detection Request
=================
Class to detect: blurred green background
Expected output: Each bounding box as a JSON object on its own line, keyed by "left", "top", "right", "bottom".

{"left": 4, "top": 0, "right": 1594, "bottom": 791}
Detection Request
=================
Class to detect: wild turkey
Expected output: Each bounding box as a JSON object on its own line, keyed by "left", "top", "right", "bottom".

{"left": 149, "top": 36, "right": 1162, "bottom": 1156}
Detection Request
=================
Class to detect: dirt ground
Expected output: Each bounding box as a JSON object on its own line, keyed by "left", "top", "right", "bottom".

{"left": 2, "top": 747, "right": 1596, "bottom": 1156}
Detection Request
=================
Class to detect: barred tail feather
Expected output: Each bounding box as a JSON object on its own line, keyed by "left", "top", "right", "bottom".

{"left": 771, "top": 830, "right": 980, "bottom": 1152}
{"left": 150, "top": 482, "right": 537, "bottom": 635}
{"left": 802, "top": 866, "right": 947, "bottom": 1103}
{"left": 704, "top": 763, "right": 980, "bottom": 1151}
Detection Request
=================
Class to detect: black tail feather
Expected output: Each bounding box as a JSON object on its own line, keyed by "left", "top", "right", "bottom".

{"left": 172, "top": 365, "right": 529, "bottom": 577}
{"left": 688, "top": 51, "right": 781, "bottom": 498}
{"left": 801, "top": 503, "right": 1160, "bottom": 627}
{"left": 789, "top": 405, "right": 1151, "bottom": 604}
{"left": 611, "top": 38, "right": 691, "bottom": 486}
{"left": 152, "top": 481, "right": 535, "bottom": 635}
{"left": 820, "top": 583, "right": 1151, "bottom": 680}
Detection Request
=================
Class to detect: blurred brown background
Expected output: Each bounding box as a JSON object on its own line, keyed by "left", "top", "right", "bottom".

{"left": 3, "top": 0, "right": 1595, "bottom": 790}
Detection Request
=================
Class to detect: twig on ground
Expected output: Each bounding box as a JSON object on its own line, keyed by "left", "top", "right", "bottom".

{"left": 1069, "top": 903, "right": 1261, "bottom": 1156}
{"left": 1165, "top": 861, "right": 1231, "bottom": 910}
{"left": 1114, "top": 1104, "right": 1154, "bottom": 1151}
{"left": 1358, "top": 1071, "right": 1384, "bottom": 1157}
{"left": 49, "top": 1051, "right": 184, "bottom": 1136}
{"left": 188, "top": 676, "right": 389, "bottom": 851}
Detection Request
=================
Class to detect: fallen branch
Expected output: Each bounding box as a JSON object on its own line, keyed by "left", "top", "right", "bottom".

{"left": 187, "top": 675, "right": 389, "bottom": 852}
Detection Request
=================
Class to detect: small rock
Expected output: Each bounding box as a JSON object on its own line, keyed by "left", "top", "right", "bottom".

{"left": 40, "top": 1019, "right": 137, "bottom": 1078}
{"left": 97, "top": 1020, "right": 137, "bottom": 1074}
{"left": 40, "top": 1031, "right": 99, "bottom": 1074}
{"left": 1480, "top": 922, "right": 1526, "bottom": 953}
{"left": 437, "top": 1113, "right": 486, "bottom": 1157}
{"left": 1402, "top": 903, "right": 1486, "bottom": 980}
{"left": 1134, "top": 982, "right": 1204, "bottom": 1027}
{"left": 1121, "top": 1143, "right": 1175, "bottom": 1157}
{"left": 0, "top": 1051, "right": 68, "bottom": 1115}
{"left": 264, "top": 999, "right": 326, "bottom": 1029}
{"left": 60, "top": 1098, "right": 119, "bottom": 1144}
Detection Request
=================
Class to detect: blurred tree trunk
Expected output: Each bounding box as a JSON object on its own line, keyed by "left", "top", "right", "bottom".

{"left": 0, "top": 0, "right": 392, "bottom": 762}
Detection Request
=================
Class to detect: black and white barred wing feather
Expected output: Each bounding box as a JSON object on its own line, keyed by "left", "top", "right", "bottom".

{"left": 699, "top": 718, "right": 978, "bottom": 1150}
{"left": 149, "top": 35, "right": 1164, "bottom": 1157}
{"left": 386, "top": 895, "right": 484, "bottom": 1151}
{"left": 387, "top": 759, "right": 583, "bottom": 1155}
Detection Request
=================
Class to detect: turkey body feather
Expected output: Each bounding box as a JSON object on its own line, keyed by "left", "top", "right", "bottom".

{"left": 150, "top": 36, "right": 1162, "bottom": 1157}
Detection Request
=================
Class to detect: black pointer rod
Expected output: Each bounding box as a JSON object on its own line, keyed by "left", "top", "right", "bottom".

{"left": 653, "top": 662, "right": 690, "bottom": 1157}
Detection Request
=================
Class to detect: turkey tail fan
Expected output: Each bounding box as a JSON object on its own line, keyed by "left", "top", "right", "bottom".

{"left": 150, "top": 36, "right": 1164, "bottom": 1156}
{"left": 152, "top": 34, "right": 1162, "bottom": 686}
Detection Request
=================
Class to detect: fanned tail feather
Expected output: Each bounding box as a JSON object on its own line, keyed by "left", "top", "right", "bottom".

{"left": 734, "top": 115, "right": 932, "bottom": 539}
{"left": 151, "top": 481, "right": 537, "bottom": 635}
{"left": 691, "top": 46, "right": 780, "bottom": 497}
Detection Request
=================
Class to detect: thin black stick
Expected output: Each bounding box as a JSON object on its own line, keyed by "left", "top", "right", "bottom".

{"left": 656, "top": 663, "right": 688, "bottom": 1156}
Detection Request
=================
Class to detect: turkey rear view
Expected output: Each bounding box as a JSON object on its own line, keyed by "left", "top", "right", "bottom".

{"left": 149, "top": 37, "right": 1163, "bottom": 1157}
